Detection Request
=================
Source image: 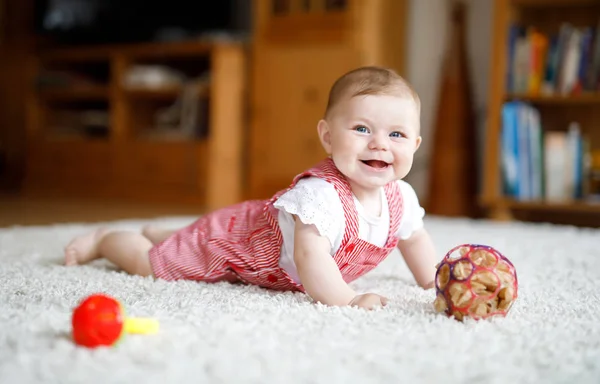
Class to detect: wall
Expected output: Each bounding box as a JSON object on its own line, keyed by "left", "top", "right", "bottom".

{"left": 403, "top": 0, "right": 493, "bottom": 201}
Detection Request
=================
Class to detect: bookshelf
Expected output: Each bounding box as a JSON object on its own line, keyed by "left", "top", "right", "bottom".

{"left": 481, "top": 0, "right": 600, "bottom": 223}
{"left": 23, "top": 40, "right": 246, "bottom": 210}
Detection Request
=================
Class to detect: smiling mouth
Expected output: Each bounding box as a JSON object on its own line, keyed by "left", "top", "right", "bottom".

{"left": 361, "top": 160, "right": 390, "bottom": 169}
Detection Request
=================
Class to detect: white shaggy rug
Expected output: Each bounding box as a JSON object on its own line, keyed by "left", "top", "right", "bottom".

{"left": 1, "top": 215, "right": 599, "bottom": 384}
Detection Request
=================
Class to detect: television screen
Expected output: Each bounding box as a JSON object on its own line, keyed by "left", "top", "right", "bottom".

{"left": 34, "top": 0, "right": 250, "bottom": 45}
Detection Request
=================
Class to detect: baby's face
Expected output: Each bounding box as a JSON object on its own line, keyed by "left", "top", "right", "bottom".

{"left": 319, "top": 94, "right": 421, "bottom": 195}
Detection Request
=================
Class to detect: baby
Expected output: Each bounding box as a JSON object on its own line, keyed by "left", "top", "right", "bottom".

{"left": 65, "top": 66, "right": 438, "bottom": 310}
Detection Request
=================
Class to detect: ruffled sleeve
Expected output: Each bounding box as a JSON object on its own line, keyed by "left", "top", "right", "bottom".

{"left": 396, "top": 180, "right": 425, "bottom": 240}
{"left": 273, "top": 177, "right": 345, "bottom": 250}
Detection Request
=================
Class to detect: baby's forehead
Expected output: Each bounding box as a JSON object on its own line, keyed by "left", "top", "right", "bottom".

{"left": 345, "top": 93, "right": 419, "bottom": 112}
{"left": 340, "top": 95, "right": 420, "bottom": 130}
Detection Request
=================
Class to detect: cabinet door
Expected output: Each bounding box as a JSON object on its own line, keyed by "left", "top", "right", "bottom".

{"left": 248, "top": 46, "right": 359, "bottom": 199}
{"left": 247, "top": 0, "right": 359, "bottom": 199}
{"left": 262, "top": 0, "right": 351, "bottom": 44}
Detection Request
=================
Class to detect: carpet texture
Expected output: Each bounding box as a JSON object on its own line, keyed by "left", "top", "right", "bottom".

{"left": 0, "top": 216, "right": 599, "bottom": 384}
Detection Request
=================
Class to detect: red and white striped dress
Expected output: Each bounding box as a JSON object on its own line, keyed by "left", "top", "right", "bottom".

{"left": 148, "top": 157, "right": 404, "bottom": 292}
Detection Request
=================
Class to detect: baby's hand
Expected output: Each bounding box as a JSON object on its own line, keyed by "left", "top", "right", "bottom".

{"left": 348, "top": 293, "right": 388, "bottom": 310}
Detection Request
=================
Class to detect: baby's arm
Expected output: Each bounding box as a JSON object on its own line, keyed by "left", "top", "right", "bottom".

{"left": 397, "top": 228, "right": 437, "bottom": 289}
{"left": 293, "top": 215, "right": 355, "bottom": 305}
{"left": 293, "top": 216, "right": 386, "bottom": 309}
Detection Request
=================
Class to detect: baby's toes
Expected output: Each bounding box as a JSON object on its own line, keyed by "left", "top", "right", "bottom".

{"left": 64, "top": 247, "right": 79, "bottom": 266}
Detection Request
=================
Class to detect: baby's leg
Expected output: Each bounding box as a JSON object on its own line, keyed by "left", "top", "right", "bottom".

{"left": 64, "top": 229, "right": 153, "bottom": 276}
{"left": 141, "top": 225, "right": 176, "bottom": 245}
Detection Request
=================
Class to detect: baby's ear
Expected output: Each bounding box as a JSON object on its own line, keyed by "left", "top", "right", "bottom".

{"left": 414, "top": 136, "right": 422, "bottom": 152}
{"left": 317, "top": 119, "right": 332, "bottom": 154}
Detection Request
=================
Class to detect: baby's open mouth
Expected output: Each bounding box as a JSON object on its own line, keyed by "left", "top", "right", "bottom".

{"left": 361, "top": 160, "right": 390, "bottom": 169}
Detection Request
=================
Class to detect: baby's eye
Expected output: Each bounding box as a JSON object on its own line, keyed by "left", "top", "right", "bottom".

{"left": 390, "top": 131, "right": 406, "bottom": 138}
{"left": 354, "top": 125, "right": 369, "bottom": 133}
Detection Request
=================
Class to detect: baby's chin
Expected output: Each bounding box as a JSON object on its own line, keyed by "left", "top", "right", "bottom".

{"left": 348, "top": 175, "right": 394, "bottom": 190}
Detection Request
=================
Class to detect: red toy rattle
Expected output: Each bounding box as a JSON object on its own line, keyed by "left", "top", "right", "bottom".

{"left": 72, "top": 293, "right": 159, "bottom": 348}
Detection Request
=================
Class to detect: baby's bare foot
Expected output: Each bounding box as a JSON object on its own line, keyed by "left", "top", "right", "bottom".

{"left": 142, "top": 224, "right": 174, "bottom": 245}
{"left": 64, "top": 228, "right": 110, "bottom": 266}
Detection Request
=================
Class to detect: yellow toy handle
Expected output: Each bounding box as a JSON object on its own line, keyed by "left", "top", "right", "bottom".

{"left": 123, "top": 317, "right": 160, "bottom": 335}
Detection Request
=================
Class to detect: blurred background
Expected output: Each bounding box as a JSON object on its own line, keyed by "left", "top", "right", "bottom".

{"left": 0, "top": 0, "right": 599, "bottom": 228}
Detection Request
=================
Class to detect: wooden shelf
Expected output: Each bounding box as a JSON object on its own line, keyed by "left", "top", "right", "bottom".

{"left": 37, "top": 84, "right": 210, "bottom": 105}
{"left": 42, "top": 135, "right": 110, "bottom": 143}
{"left": 38, "top": 86, "right": 109, "bottom": 101}
{"left": 512, "top": 0, "right": 600, "bottom": 6}
{"left": 123, "top": 86, "right": 183, "bottom": 100}
{"left": 124, "top": 40, "right": 214, "bottom": 59}
{"left": 38, "top": 40, "right": 219, "bottom": 62}
{"left": 505, "top": 93, "right": 600, "bottom": 104}
{"left": 123, "top": 85, "right": 209, "bottom": 100}
{"left": 501, "top": 199, "right": 600, "bottom": 213}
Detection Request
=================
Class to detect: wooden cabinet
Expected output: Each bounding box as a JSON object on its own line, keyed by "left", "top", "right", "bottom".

{"left": 23, "top": 41, "right": 246, "bottom": 210}
{"left": 250, "top": 46, "right": 357, "bottom": 196}
{"left": 248, "top": 0, "right": 409, "bottom": 199}
{"left": 26, "top": 140, "right": 115, "bottom": 188}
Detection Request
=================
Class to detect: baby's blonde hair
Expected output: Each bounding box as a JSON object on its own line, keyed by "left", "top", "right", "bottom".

{"left": 324, "top": 66, "right": 420, "bottom": 118}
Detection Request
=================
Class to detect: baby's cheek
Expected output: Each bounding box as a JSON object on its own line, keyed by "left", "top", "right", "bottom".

{"left": 395, "top": 154, "right": 413, "bottom": 173}
{"left": 394, "top": 152, "right": 408, "bottom": 165}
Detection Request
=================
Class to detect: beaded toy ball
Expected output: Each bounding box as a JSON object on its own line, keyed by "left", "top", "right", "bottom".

{"left": 433, "top": 244, "right": 518, "bottom": 321}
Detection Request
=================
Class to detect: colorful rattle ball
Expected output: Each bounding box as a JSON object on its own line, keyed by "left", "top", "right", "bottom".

{"left": 72, "top": 293, "right": 159, "bottom": 348}
{"left": 433, "top": 244, "right": 518, "bottom": 321}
